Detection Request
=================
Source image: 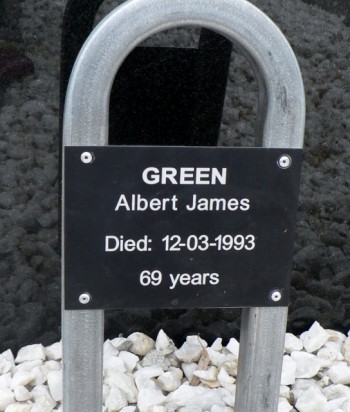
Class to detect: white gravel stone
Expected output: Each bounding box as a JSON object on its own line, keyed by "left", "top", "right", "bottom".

{"left": 16, "top": 360, "right": 43, "bottom": 373}
{"left": 300, "top": 321, "right": 329, "bottom": 353}
{"left": 181, "top": 363, "right": 197, "bottom": 382}
{"left": 164, "top": 352, "right": 180, "bottom": 369}
{"left": 104, "top": 340, "right": 119, "bottom": 358}
{"left": 1, "top": 352, "right": 15, "bottom": 376}
{"left": 15, "top": 345, "right": 46, "bottom": 364}
{"left": 103, "top": 384, "right": 111, "bottom": 404}
{"left": 4, "top": 404, "right": 33, "bottom": 412}
{"left": 31, "top": 384, "right": 56, "bottom": 409}
{"left": 217, "top": 387, "right": 235, "bottom": 407}
{"left": 134, "top": 366, "right": 163, "bottom": 382}
{"left": 157, "top": 368, "right": 182, "bottom": 392}
{"left": 324, "top": 340, "right": 344, "bottom": 354}
{"left": 186, "top": 336, "right": 207, "bottom": 348}
{"left": 0, "top": 374, "right": 12, "bottom": 389}
{"left": 103, "top": 371, "right": 138, "bottom": 403}
{"left": 327, "top": 362, "right": 350, "bottom": 384}
{"left": 284, "top": 333, "right": 303, "bottom": 353}
{"left": 13, "top": 386, "right": 31, "bottom": 402}
{"left": 111, "top": 338, "right": 132, "bottom": 352}
{"left": 341, "top": 399, "right": 350, "bottom": 411}
{"left": 10, "top": 371, "right": 34, "bottom": 389}
{"left": 47, "top": 370, "right": 62, "bottom": 402}
{"left": 279, "top": 385, "right": 290, "bottom": 400}
{"left": 0, "top": 356, "right": 13, "bottom": 375}
{"left": 137, "top": 386, "right": 166, "bottom": 412}
{"left": 218, "top": 354, "right": 238, "bottom": 377}
{"left": 166, "top": 383, "right": 208, "bottom": 405}
{"left": 211, "top": 406, "right": 233, "bottom": 412}
{"left": 201, "top": 379, "right": 221, "bottom": 389}
{"left": 44, "top": 343, "right": 62, "bottom": 361}
{"left": 147, "top": 406, "right": 167, "bottom": 412}
{"left": 281, "top": 355, "right": 296, "bottom": 386}
{"left": 0, "top": 388, "right": 15, "bottom": 410}
{"left": 118, "top": 352, "right": 139, "bottom": 373}
{"left": 105, "top": 387, "right": 128, "bottom": 412}
{"left": 291, "top": 379, "right": 320, "bottom": 401}
{"left": 206, "top": 348, "right": 226, "bottom": 367}
{"left": 175, "top": 343, "right": 203, "bottom": 363}
{"left": 317, "top": 346, "right": 343, "bottom": 368}
{"left": 155, "top": 330, "right": 176, "bottom": 355}
{"left": 140, "top": 350, "right": 170, "bottom": 370}
{"left": 295, "top": 386, "right": 327, "bottom": 412}
{"left": 291, "top": 351, "right": 321, "bottom": 378}
{"left": 225, "top": 338, "right": 239, "bottom": 358}
{"left": 30, "top": 366, "right": 49, "bottom": 386}
{"left": 167, "top": 383, "right": 225, "bottom": 410}
{"left": 323, "top": 397, "right": 349, "bottom": 411}
{"left": 177, "top": 406, "right": 202, "bottom": 412}
{"left": 134, "top": 377, "right": 157, "bottom": 394}
{"left": 211, "top": 338, "right": 223, "bottom": 352}
{"left": 217, "top": 368, "right": 235, "bottom": 393}
{"left": 32, "top": 399, "right": 54, "bottom": 412}
{"left": 43, "top": 361, "right": 61, "bottom": 372}
{"left": 342, "top": 337, "right": 350, "bottom": 363}
{"left": 278, "top": 397, "right": 293, "bottom": 412}
{"left": 322, "top": 383, "right": 350, "bottom": 400}
{"left": 104, "top": 356, "right": 126, "bottom": 374}
{"left": 317, "top": 375, "right": 330, "bottom": 388}
{"left": 127, "top": 333, "right": 155, "bottom": 357}
{"left": 326, "top": 330, "right": 346, "bottom": 344}
{"left": 193, "top": 366, "right": 218, "bottom": 382}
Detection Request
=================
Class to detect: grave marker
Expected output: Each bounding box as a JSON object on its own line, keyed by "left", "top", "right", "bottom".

{"left": 61, "top": 1, "right": 305, "bottom": 411}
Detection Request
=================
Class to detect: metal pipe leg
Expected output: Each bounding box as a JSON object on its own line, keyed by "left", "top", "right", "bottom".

{"left": 235, "top": 306, "right": 288, "bottom": 412}
{"left": 62, "top": 309, "right": 104, "bottom": 412}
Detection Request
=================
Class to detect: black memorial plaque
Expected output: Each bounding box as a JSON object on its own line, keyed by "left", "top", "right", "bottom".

{"left": 64, "top": 146, "right": 302, "bottom": 310}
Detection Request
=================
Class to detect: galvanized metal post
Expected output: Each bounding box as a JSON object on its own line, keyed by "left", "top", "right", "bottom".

{"left": 62, "top": 1, "right": 305, "bottom": 411}
{"left": 235, "top": 307, "right": 289, "bottom": 411}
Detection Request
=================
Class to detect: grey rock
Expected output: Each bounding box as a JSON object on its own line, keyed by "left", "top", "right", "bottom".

{"left": 0, "top": 192, "right": 16, "bottom": 209}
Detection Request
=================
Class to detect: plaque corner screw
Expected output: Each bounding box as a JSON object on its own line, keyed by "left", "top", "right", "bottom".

{"left": 81, "top": 152, "right": 94, "bottom": 164}
{"left": 79, "top": 292, "right": 91, "bottom": 304}
{"left": 277, "top": 154, "right": 292, "bottom": 169}
{"left": 270, "top": 290, "right": 282, "bottom": 302}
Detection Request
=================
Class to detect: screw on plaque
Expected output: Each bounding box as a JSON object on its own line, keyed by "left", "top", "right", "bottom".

{"left": 79, "top": 293, "right": 91, "bottom": 304}
{"left": 81, "top": 151, "right": 94, "bottom": 164}
{"left": 277, "top": 154, "right": 292, "bottom": 169}
{"left": 270, "top": 290, "right": 282, "bottom": 302}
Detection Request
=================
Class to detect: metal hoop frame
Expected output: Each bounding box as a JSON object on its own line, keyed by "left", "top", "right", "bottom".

{"left": 62, "top": 1, "right": 305, "bottom": 411}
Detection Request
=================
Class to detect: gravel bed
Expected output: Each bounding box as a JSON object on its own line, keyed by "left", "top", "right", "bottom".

{"left": 0, "top": 324, "right": 350, "bottom": 411}
{"left": 0, "top": 0, "right": 349, "bottom": 356}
